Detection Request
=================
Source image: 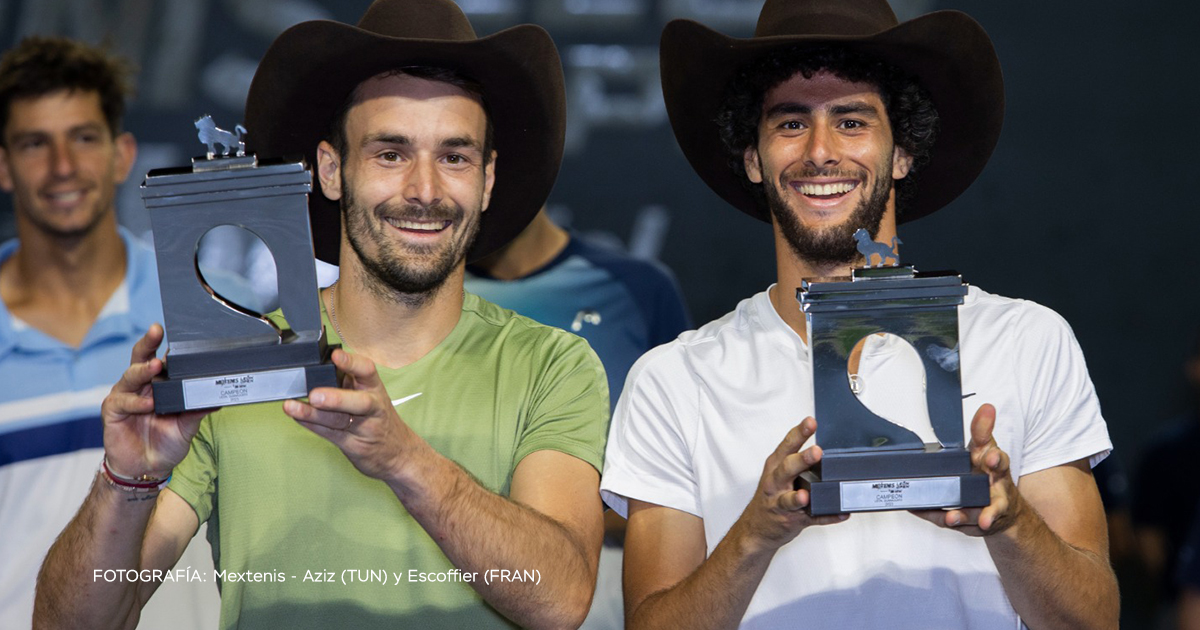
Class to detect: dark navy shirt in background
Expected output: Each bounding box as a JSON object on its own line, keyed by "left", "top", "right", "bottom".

{"left": 465, "top": 235, "right": 691, "bottom": 407}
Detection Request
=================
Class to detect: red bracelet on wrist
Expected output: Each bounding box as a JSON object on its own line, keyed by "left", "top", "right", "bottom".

{"left": 100, "top": 458, "right": 172, "bottom": 493}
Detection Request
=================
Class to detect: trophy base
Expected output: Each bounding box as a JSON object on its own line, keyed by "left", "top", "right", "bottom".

{"left": 152, "top": 344, "right": 339, "bottom": 414}
{"left": 798, "top": 470, "right": 990, "bottom": 516}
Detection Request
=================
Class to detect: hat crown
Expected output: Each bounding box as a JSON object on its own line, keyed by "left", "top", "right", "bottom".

{"left": 357, "top": 0, "right": 478, "bottom": 41}
{"left": 755, "top": 0, "right": 899, "bottom": 38}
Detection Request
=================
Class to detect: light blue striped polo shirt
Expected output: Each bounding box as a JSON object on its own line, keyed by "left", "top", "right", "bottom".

{"left": 0, "top": 227, "right": 163, "bottom": 627}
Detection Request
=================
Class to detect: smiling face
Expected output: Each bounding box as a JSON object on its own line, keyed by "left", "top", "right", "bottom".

{"left": 317, "top": 72, "right": 496, "bottom": 300}
{"left": 744, "top": 70, "right": 912, "bottom": 267}
{"left": 0, "top": 89, "right": 133, "bottom": 240}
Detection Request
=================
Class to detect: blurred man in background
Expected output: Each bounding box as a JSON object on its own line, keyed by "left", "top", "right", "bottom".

{"left": 467, "top": 207, "right": 689, "bottom": 411}
{"left": 0, "top": 36, "right": 216, "bottom": 628}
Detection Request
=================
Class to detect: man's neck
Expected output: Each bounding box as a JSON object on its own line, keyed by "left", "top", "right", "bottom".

{"left": 770, "top": 219, "right": 899, "bottom": 346}
{"left": 326, "top": 255, "right": 466, "bottom": 370}
{"left": 471, "top": 210, "right": 569, "bottom": 280}
{"left": 0, "top": 214, "right": 128, "bottom": 346}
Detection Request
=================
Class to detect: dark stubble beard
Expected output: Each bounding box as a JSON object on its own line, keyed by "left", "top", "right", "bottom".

{"left": 341, "top": 172, "right": 481, "bottom": 306}
{"left": 765, "top": 159, "right": 893, "bottom": 268}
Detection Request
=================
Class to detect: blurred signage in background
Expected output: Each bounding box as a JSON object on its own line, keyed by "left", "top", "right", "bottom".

{"left": 0, "top": 0, "right": 928, "bottom": 306}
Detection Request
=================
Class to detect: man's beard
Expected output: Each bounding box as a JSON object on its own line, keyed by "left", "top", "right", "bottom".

{"left": 765, "top": 162, "right": 893, "bottom": 268}
{"left": 341, "top": 174, "right": 481, "bottom": 303}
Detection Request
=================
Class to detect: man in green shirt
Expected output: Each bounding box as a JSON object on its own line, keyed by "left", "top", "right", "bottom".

{"left": 34, "top": 1, "right": 609, "bottom": 628}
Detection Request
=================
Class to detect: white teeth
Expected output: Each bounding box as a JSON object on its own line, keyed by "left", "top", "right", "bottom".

{"left": 46, "top": 191, "right": 83, "bottom": 203}
{"left": 385, "top": 218, "right": 447, "bottom": 231}
{"left": 798, "top": 182, "right": 856, "bottom": 196}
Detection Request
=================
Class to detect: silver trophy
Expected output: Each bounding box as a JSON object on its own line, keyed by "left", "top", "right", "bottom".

{"left": 140, "top": 117, "right": 338, "bottom": 414}
{"left": 795, "top": 231, "right": 989, "bottom": 515}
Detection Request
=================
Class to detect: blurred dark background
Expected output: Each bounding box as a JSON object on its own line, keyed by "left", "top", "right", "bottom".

{"left": 0, "top": 0, "right": 1196, "bottom": 625}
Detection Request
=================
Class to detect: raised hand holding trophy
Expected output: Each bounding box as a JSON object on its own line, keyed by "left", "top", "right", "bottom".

{"left": 141, "top": 117, "right": 338, "bottom": 414}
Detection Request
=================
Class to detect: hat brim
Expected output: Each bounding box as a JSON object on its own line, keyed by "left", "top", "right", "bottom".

{"left": 244, "top": 21, "right": 565, "bottom": 264}
{"left": 661, "top": 10, "right": 1004, "bottom": 223}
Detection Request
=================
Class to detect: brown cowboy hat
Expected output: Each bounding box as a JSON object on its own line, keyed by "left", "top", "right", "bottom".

{"left": 661, "top": 0, "right": 1004, "bottom": 223}
{"left": 243, "top": 0, "right": 565, "bottom": 264}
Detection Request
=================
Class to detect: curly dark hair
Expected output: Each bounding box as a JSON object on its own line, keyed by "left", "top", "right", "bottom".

{"left": 0, "top": 36, "right": 135, "bottom": 144}
{"left": 716, "top": 45, "right": 939, "bottom": 218}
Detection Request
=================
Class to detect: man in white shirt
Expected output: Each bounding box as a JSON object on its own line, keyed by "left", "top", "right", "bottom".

{"left": 599, "top": 1, "right": 1118, "bottom": 628}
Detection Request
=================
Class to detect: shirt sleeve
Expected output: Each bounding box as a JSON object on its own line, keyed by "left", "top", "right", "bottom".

{"left": 167, "top": 411, "right": 220, "bottom": 523}
{"left": 1014, "top": 303, "right": 1112, "bottom": 474}
{"left": 514, "top": 330, "right": 611, "bottom": 474}
{"left": 599, "top": 342, "right": 700, "bottom": 518}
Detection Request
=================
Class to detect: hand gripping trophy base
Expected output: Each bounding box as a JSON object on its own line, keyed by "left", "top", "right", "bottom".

{"left": 150, "top": 337, "right": 339, "bottom": 415}
{"left": 796, "top": 445, "right": 990, "bottom": 516}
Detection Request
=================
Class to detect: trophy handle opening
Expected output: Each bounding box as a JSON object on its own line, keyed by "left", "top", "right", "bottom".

{"left": 846, "top": 332, "right": 938, "bottom": 445}
{"left": 196, "top": 224, "right": 281, "bottom": 322}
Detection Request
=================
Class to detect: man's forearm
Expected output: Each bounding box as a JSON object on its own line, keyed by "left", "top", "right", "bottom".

{"left": 387, "top": 446, "right": 598, "bottom": 630}
{"left": 34, "top": 474, "right": 158, "bottom": 630}
{"left": 627, "top": 421, "right": 838, "bottom": 629}
{"left": 628, "top": 516, "right": 776, "bottom": 630}
{"left": 987, "top": 495, "right": 1119, "bottom": 630}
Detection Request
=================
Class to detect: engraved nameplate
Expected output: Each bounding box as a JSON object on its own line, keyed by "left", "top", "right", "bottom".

{"left": 182, "top": 367, "right": 307, "bottom": 408}
{"left": 839, "top": 476, "right": 961, "bottom": 511}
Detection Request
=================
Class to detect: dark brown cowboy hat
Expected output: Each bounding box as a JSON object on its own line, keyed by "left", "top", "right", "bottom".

{"left": 244, "top": 0, "right": 565, "bottom": 264}
{"left": 661, "top": 0, "right": 1004, "bottom": 223}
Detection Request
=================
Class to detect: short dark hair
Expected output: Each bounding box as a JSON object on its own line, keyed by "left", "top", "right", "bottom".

{"left": 326, "top": 66, "right": 494, "bottom": 166}
{"left": 716, "top": 45, "right": 939, "bottom": 218}
{"left": 0, "top": 36, "right": 135, "bottom": 143}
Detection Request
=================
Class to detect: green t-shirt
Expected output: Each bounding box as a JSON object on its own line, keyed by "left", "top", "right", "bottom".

{"left": 169, "top": 293, "right": 609, "bottom": 629}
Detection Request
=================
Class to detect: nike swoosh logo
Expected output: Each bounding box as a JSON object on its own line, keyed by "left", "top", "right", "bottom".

{"left": 391, "top": 393, "right": 423, "bottom": 406}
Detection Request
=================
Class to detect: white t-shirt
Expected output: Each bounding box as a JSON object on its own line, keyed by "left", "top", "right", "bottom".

{"left": 600, "top": 285, "right": 1112, "bottom": 629}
